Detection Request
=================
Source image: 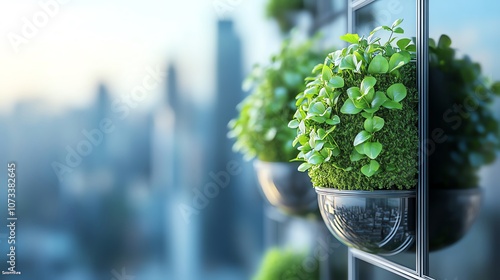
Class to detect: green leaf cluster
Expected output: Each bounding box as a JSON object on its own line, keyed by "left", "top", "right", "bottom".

{"left": 429, "top": 35, "right": 500, "bottom": 189}
{"left": 252, "top": 248, "right": 319, "bottom": 280}
{"left": 289, "top": 19, "right": 418, "bottom": 190}
{"left": 228, "top": 37, "right": 329, "bottom": 162}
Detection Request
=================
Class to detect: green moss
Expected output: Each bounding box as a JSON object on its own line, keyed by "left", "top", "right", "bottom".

{"left": 252, "top": 248, "right": 319, "bottom": 280}
{"left": 309, "top": 64, "right": 418, "bottom": 190}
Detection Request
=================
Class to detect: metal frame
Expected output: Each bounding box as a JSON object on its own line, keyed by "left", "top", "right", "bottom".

{"left": 347, "top": 0, "right": 432, "bottom": 279}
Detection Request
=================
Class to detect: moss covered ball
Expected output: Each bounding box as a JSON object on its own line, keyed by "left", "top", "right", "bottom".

{"left": 309, "top": 64, "right": 418, "bottom": 190}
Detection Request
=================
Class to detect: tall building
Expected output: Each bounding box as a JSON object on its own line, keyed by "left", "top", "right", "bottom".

{"left": 199, "top": 20, "right": 264, "bottom": 277}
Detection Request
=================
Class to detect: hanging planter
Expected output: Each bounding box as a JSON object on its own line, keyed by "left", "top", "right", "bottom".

{"left": 289, "top": 19, "right": 419, "bottom": 255}
{"left": 229, "top": 37, "right": 331, "bottom": 217}
{"left": 426, "top": 35, "right": 500, "bottom": 250}
{"left": 254, "top": 160, "right": 317, "bottom": 216}
{"left": 316, "top": 188, "right": 415, "bottom": 255}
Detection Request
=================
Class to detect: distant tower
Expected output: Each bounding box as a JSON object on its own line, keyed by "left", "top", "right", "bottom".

{"left": 96, "top": 83, "right": 111, "bottom": 121}
{"left": 152, "top": 63, "right": 201, "bottom": 280}
{"left": 151, "top": 64, "right": 177, "bottom": 191}
{"left": 88, "top": 83, "right": 112, "bottom": 168}
{"left": 166, "top": 64, "right": 179, "bottom": 111}
{"left": 214, "top": 20, "right": 243, "bottom": 152}
{"left": 201, "top": 19, "right": 245, "bottom": 268}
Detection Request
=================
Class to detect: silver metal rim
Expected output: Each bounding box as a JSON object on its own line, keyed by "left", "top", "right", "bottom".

{"left": 315, "top": 187, "right": 416, "bottom": 198}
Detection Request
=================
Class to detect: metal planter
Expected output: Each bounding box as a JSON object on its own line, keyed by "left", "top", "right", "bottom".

{"left": 253, "top": 160, "right": 318, "bottom": 217}
{"left": 316, "top": 187, "right": 416, "bottom": 256}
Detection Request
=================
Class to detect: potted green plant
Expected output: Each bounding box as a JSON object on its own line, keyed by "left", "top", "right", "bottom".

{"left": 253, "top": 248, "right": 320, "bottom": 280}
{"left": 288, "top": 19, "right": 418, "bottom": 255}
{"left": 228, "top": 37, "right": 329, "bottom": 217}
{"left": 427, "top": 34, "right": 500, "bottom": 250}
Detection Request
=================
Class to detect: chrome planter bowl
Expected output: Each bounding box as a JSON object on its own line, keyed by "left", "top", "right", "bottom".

{"left": 253, "top": 161, "right": 318, "bottom": 217}
{"left": 316, "top": 188, "right": 416, "bottom": 256}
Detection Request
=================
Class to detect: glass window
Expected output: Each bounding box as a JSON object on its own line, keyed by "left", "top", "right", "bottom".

{"left": 354, "top": 0, "right": 416, "bottom": 39}
{"left": 429, "top": 1, "right": 500, "bottom": 278}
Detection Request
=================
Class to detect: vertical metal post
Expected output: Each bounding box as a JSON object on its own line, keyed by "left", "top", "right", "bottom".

{"left": 347, "top": 0, "right": 353, "bottom": 33}
{"left": 347, "top": 2, "right": 355, "bottom": 278}
{"left": 416, "top": 0, "right": 429, "bottom": 276}
{"left": 348, "top": 249, "right": 358, "bottom": 280}
{"left": 319, "top": 223, "right": 332, "bottom": 280}
{"left": 344, "top": 0, "right": 432, "bottom": 279}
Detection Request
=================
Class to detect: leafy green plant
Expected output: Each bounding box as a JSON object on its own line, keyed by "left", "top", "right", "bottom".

{"left": 228, "top": 37, "right": 328, "bottom": 162}
{"left": 289, "top": 19, "right": 418, "bottom": 190}
{"left": 252, "top": 248, "right": 319, "bottom": 280}
{"left": 429, "top": 35, "right": 500, "bottom": 189}
{"left": 266, "top": 0, "right": 305, "bottom": 33}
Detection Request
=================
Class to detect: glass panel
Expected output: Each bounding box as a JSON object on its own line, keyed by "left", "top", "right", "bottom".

{"left": 354, "top": 0, "right": 416, "bottom": 39}
{"left": 429, "top": 1, "right": 500, "bottom": 279}
{"left": 318, "top": 15, "right": 347, "bottom": 47}
{"left": 371, "top": 264, "right": 411, "bottom": 280}
{"left": 351, "top": 0, "right": 418, "bottom": 271}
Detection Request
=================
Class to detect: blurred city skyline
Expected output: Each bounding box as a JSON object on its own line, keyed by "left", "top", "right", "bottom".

{"left": 0, "top": 16, "right": 266, "bottom": 279}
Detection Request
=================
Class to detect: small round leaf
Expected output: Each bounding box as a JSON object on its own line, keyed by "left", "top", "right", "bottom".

{"left": 382, "top": 100, "right": 402, "bottom": 110}
{"left": 364, "top": 116, "right": 385, "bottom": 133}
{"left": 288, "top": 120, "right": 299, "bottom": 128}
{"left": 363, "top": 141, "right": 383, "bottom": 159}
{"left": 329, "top": 76, "right": 345, "bottom": 88}
{"left": 361, "top": 160, "right": 380, "bottom": 177}
{"left": 322, "top": 65, "right": 333, "bottom": 82}
{"left": 387, "top": 83, "right": 407, "bottom": 102}
{"left": 298, "top": 163, "right": 312, "bottom": 172}
{"left": 354, "top": 130, "right": 372, "bottom": 146}
{"left": 309, "top": 102, "right": 326, "bottom": 116}
{"left": 371, "top": 91, "right": 389, "bottom": 108}
{"left": 340, "top": 99, "right": 362, "bottom": 114}
{"left": 350, "top": 149, "right": 365, "bottom": 162}
{"left": 368, "top": 55, "right": 389, "bottom": 74}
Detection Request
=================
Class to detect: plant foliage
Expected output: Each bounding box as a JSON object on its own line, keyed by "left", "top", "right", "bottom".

{"left": 252, "top": 248, "right": 319, "bottom": 280}
{"left": 289, "top": 19, "right": 418, "bottom": 190}
{"left": 429, "top": 35, "right": 500, "bottom": 189}
{"left": 228, "top": 37, "right": 328, "bottom": 162}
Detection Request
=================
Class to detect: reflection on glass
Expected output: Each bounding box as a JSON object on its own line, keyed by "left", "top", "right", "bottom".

{"left": 354, "top": 0, "right": 416, "bottom": 39}
{"left": 429, "top": 2, "right": 500, "bottom": 279}
{"left": 319, "top": 16, "right": 347, "bottom": 47}
{"left": 427, "top": 34, "right": 500, "bottom": 249}
{"left": 428, "top": 189, "right": 481, "bottom": 250}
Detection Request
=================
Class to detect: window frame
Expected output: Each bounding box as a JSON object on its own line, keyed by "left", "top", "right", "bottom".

{"left": 346, "top": 0, "right": 432, "bottom": 279}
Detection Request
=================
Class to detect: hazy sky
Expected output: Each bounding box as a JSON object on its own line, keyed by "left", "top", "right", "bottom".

{"left": 0, "top": 0, "right": 278, "bottom": 113}
{"left": 1, "top": 1, "right": 184, "bottom": 111}
{"left": 1, "top": 0, "right": 499, "bottom": 113}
